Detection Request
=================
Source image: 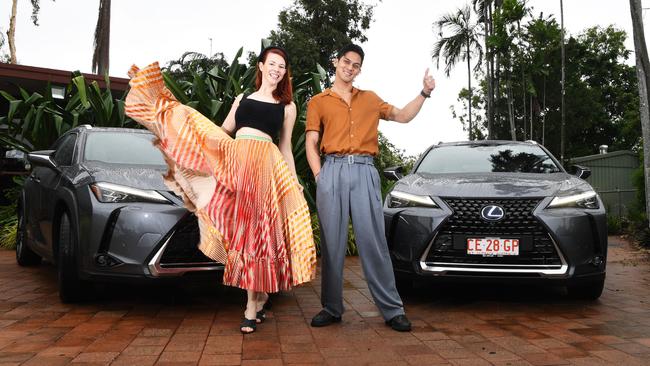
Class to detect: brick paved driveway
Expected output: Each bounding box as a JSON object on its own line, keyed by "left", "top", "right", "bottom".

{"left": 0, "top": 236, "right": 649, "bottom": 365}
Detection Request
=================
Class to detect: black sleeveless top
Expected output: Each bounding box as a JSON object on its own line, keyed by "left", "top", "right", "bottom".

{"left": 234, "top": 94, "right": 285, "bottom": 140}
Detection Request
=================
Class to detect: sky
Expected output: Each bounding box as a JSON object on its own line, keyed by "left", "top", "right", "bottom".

{"left": 0, "top": 0, "right": 646, "bottom": 156}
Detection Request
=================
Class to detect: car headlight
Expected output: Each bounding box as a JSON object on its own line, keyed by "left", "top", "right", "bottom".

{"left": 90, "top": 182, "right": 170, "bottom": 204}
{"left": 386, "top": 190, "right": 439, "bottom": 208}
{"left": 547, "top": 191, "right": 599, "bottom": 209}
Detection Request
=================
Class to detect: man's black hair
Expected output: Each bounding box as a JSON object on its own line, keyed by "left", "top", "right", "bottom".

{"left": 336, "top": 44, "right": 365, "bottom": 64}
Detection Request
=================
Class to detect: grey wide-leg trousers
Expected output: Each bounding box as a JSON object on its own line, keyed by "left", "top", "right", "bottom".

{"left": 316, "top": 154, "right": 404, "bottom": 321}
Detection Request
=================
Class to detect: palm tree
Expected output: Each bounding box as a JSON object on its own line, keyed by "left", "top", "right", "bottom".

{"left": 92, "top": 0, "right": 111, "bottom": 75}
{"left": 473, "top": 0, "right": 495, "bottom": 139}
{"left": 432, "top": 5, "right": 483, "bottom": 140}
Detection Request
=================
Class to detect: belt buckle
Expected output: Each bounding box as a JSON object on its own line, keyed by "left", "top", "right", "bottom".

{"left": 347, "top": 155, "right": 354, "bottom": 164}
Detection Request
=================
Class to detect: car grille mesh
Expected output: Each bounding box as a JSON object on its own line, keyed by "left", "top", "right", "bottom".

{"left": 426, "top": 198, "right": 562, "bottom": 266}
{"left": 160, "top": 214, "right": 219, "bottom": 266}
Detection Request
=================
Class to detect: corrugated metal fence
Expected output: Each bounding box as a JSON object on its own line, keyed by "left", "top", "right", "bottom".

{"left": 571, "top": 150, "right": 639, "bottom": 218}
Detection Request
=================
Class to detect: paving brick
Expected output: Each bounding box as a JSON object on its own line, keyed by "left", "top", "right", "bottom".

{"left": 157, "top": 350, "right": 202, "bottom": 363}
{"left": 21, "top": 355, "right": 73, "bottom": 366}
{"left": 110, "top": 355, "right": 158, "bottom": 366}
{"left": 71, "top": 351, "right": 119, "bottom": 363}
{"left": 199, "top": 353, "right": 242, "bottom": 365}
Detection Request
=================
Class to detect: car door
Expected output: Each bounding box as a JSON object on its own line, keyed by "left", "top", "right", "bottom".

{"left": 36, "top": 133, "right": 78, "bottom": 255}
{"left": 23, "top": 159, "right": 49, "bottom": 250}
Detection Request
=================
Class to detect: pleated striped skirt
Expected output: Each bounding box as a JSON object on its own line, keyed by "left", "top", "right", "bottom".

{"left": 125, "top": 62, "right": 316, "bottom": 292}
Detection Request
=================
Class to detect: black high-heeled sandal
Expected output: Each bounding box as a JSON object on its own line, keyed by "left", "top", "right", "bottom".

{"left": 240, "top": 318, "right": 257, "bottom": 334}
{"left": 256, "top": 309, "right": 266, "bottom": 323}
{"left": 256, "top": 296, "right": 272, "bottom": 323}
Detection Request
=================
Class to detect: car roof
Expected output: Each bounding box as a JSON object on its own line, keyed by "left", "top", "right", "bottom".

{"left": 434, "top": 140, "right": 540, "bottom": 147}
{"left": 69, "top": 125, "right": 151, "bottom": 135}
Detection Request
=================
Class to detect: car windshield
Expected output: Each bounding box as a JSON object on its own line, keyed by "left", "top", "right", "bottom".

{"left": 416, "top": 143, "right": 562, "bottom": 174}
{"left": 84, "top": 132, "right": 166, "bottom": 166}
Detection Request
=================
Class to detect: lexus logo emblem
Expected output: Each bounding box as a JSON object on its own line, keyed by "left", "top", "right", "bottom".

{"left": 481, "top": 205, "right": 505, "bottom": 221}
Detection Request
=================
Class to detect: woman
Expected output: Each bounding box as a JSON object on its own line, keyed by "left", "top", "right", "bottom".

{"left": 125, "top": 46, "right": 316, "bottom": 334}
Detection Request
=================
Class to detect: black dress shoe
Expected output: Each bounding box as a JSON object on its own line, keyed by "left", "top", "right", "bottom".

{"left": 386, "top": 314, "right": 412, "bottom": 332}
{"left": 310, "top": 310, "right": 342, "bottom": 327}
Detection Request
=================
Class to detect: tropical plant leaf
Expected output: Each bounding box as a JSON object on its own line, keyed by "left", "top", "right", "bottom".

{"left": 0, "top": 134, "right": 29, "bottom": 152}
{"left": 6, "top": 100, "right": 22, "bottom": 124}
{"left": 72, "top": 76, "right": 91, "bottom": 108}
{"left": 210, "top": 100, "right": 223, "bottom": 120}
{"left": 71, "top": 111, "right": 80, "bottom": 128}
{"left": 54, "top": 114, "right": 63, "bottom": 135}
{"left": 162, "top": 71, "right": 190, "bottom": 104}
{"left": 0, "top": 90, "right": 16, "bottom": 101}
{"left": 18, "top": 86, "right": 30, "bottom": 100}
{"left": 115, "top": 100, "right": 126, "bottom": 127}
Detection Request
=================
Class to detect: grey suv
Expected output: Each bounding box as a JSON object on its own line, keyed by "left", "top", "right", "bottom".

{"left": 16, "top": 126, "right": 223, "bottom": 302}
{"left": 383, "top": 140, "right": 607, "bottom": 299}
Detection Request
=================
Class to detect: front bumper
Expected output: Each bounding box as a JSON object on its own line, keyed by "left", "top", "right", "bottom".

{"left": 384, "top": 196, "right": 607, "bottom": 283}
{"left": 76, "top": 189, "right": 223, "bottom": 280}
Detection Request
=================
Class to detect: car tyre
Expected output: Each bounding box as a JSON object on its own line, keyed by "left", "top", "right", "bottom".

{"left": 57, "top": 210, "right": 87, "bottom": 303}
{"left": 567, "top": 278, "right": 605, "bottom": 300}
{"left": 15, "top": 204, "right": 41, "bottom": 266}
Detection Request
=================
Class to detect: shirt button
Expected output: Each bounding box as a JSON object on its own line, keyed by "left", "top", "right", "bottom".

{"left": 351, "top": 121, "right": 354, "bottom": 124}
{"left": 351, "top": 134, "right": 354, "bottom": 138}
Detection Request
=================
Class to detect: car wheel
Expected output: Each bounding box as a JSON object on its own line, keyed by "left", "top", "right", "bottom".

{"left": 57, "top": 210, "right": 87, "bottom": 303}
{"left": 567, "top": 278, "right": 605, "bottom": 300}
{"left": 15, "top": 204, "right": 41, "bottom": 266}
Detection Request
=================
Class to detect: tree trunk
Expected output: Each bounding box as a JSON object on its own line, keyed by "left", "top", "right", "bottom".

{"left": 489, "top": 3, "right": 497, "bottom": 139}
{"left": 630, "top": 0, "right": 650, "bottom": 226}
{"left": 467, "top": 40, "right": 473, "bottom": 141}
{"left": 92, "top": 0, "right": 111, "bottom": 75}
{"left": 529, "top": 94, "right": 533, "bottom": 140}
{"left": 542, "top": 75, "right": 546, "bottom": 145}
{"left": 560, "top": 0, "right": 566, "bottom": 165}
{"left": 507, "top": 75, "right": 516, "bottom": 140}
{"left": 7, "top": 0, "right": 17, "bottom": 64}
{"left": 484, "top": 1, "right": 493, "bottom": 140}
{"left": 518, "top": 20, "right": 526, "bottom": 140}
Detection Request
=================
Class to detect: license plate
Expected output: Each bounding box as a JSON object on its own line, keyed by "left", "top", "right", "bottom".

{"left": 467, "top": 238, "right": 520, "bottom": 256}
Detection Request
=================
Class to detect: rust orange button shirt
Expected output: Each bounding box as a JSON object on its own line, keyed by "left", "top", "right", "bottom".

{"left": 305, "top": 88, "right": 394, "bottom": 156}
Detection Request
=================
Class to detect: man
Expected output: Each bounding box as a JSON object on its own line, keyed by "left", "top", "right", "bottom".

{"left": 305, "top": 44, "right": 436, "bottom": 332}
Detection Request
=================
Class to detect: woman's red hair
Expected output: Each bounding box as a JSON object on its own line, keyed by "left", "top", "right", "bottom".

{"left": 255, "top": 48, "right": 293, "bottom": 105}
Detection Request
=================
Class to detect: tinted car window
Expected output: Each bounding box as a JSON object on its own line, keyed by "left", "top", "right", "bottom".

{"left": 52, "top": 134, "right": 77, "bottom": 166}
{"left": 416, "top": 144, "right": 561, "bottom": 174}
{"left": 84, "top": 132, "right": 166, "bottom": 166}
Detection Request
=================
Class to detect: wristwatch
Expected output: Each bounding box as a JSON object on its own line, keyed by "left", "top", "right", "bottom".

{"left": 420, "top": 89, "right": 431, "bottom": 98}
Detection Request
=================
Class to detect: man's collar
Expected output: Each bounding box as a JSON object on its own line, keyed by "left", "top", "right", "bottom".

{"left": 325, "top": 87, "right": 359, "bottom": 96}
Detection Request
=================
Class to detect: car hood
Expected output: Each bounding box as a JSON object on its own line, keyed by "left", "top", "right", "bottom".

{"left": 73, "top": 162, "right": 169, "bottom": 191}
{"left": 391, "top": 172, "right": 593, "bottom": 198}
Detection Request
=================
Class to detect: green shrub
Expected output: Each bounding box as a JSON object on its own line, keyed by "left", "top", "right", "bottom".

{"left": 0, "top": 176, "right": 23, "bottom": 249}
{"left": 0, "top": 215, "right": 17, "bottom": 249}
{"left": 607, "top": 215, "right": 621, "bottom": 235}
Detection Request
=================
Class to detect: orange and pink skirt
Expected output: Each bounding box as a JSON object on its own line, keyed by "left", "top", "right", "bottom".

{"left": 125, "top": 62, "right": 316, "bottom": 292}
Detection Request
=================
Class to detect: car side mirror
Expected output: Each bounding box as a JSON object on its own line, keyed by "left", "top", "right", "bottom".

{"left": 383, "top": 166, "right": 404, "bottom": 181}
{"left": 571, "top": 164, "right": 591, "bottom": 180}
{"left": 4, "top": 149, "right": 30, "bottom": 171}
{"left": 27, "top": 150, "right": 57, "bottom": 170}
